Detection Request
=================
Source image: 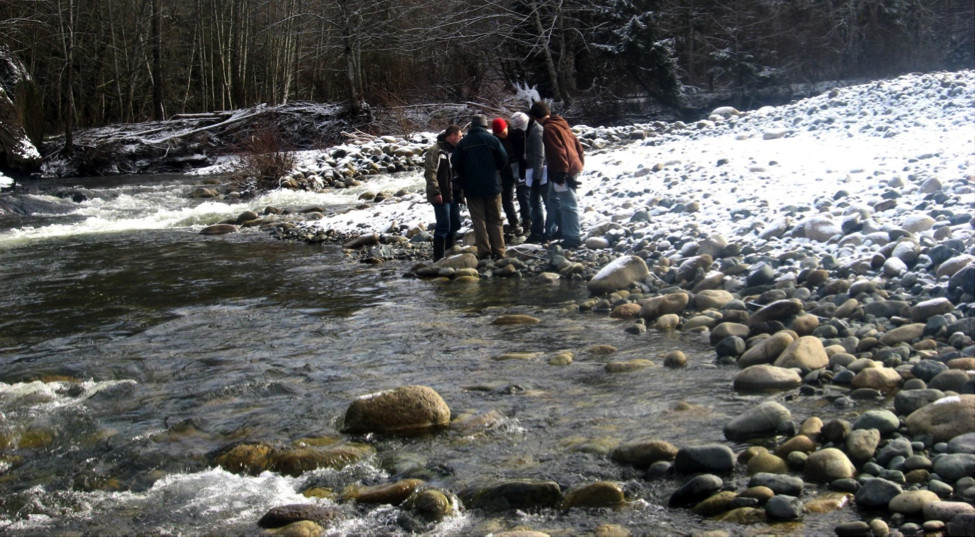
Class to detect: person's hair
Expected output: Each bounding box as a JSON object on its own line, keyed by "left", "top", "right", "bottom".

{"left": 443, "top": 125, "right": 462, "bottom": 137}
{"left": 529, "top": 101, "right": 550, "bottom": 119}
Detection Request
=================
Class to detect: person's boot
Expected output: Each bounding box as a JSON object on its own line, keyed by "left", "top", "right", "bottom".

{"left": 433, "top": 238, "right": 446, "bottom": 261}
{"left": 445, "top": 233, "right": 455, "bottom": 250}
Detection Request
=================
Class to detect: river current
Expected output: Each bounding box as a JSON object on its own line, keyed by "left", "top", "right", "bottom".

{"left": 0, "top": 173, "right": 855, "bottom": 536}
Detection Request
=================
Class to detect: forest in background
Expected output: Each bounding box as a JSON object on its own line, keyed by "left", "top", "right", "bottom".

{"left": 1, "top": 0, "right": 972, "bottom": 140}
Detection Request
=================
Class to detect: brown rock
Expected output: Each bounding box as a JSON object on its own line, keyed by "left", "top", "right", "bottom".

{"left": 200, "top": 223, "right": 238, "bottom": 235}
{"left": 739, "top": 331, "right": 796, "bottom": 368}
{"left": 746, "top": 452, "right": 788, "bottom": 475}
{"left": 889, "top": 490, "right": 940, "bottom": 515}
{"left": 748, "top": 299, "right": 804, "bottom": 327}
{"left": 773, "top": 335, "right": 829, "bottom": 372}
{"left": 880, "top": 323, "right": 925, "bottom": 346}
{"left": 654, "top": 313, "right": 681, "bottom": 331}
{"left": 774, "top": 434, "right": 817, "bottom": 458}
{"left": 611, "top": 438, "right": 679, "bottom": 467}
{"left": 491, "top": 314, "right": 541, "bottom": 325}
{"left": 638, "top": 292, "right": 689, "bottom": 320}
{"left": 695, "top": 289, "right": 736, "bottom": 310}
{"left": 733, "top": 364, "right": 802, "bottom": 392}
{"left": 790, "top": 314, "right": 820, "bottom": 336}
{"left": 804, "top": 448, "right": 856, "bottom": 482}
{"left": 342, "top": 385, "right": 451, "bottom": 435}
{"left": 562, "top": 481, "right": 626, "bottom": 508}
{"left": 258, "top": 504, "right": 341, "bottom": 529}
{"left": 905, "top": 394, "right": 975, "bottom": 442}
{"left": 851, "top": 367, "right": 902, "bottom": 394}
{"left": 610, "top": 302, "right": 643, "bottom": 319}
{"left": 346, "top": 478, "right": 425, "bottom": 504}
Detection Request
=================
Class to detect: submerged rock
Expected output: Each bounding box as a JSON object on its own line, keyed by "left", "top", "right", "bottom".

{"left": 463, "top": 479, "right": 562, "bottom": 511}
{"left": 257, "top": 504, "right": 341, "bottom": 529}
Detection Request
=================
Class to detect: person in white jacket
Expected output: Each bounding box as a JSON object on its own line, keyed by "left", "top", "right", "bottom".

{"left": 511, "top": 111, "right": 555, "bottom": 243}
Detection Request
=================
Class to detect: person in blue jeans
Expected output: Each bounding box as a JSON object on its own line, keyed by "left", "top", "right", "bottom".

{"left": 423, "top": 125, "right": 463, "bottom": 261}
{"left": 530, "top": 101, "right": 583, "bottom": 249}
{"left": 511, "top": 112, "right": 556, "bottom": 244}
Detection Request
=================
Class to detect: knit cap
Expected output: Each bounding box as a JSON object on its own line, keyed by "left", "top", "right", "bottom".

{"left": 491, "top": 118, "right": 507, "bottom": 136}
{"left": 509, "top": 112, "right": 529, "bottom": 131}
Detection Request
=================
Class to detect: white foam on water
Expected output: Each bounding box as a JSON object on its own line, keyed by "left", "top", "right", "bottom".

{"left": 0, "top": 379, "right": 137, "bottom": 411}
{"left": 0, "top": 469, "right": 313, "bottom": 534}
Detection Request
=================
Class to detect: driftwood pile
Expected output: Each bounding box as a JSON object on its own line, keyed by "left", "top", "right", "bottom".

{"left": 41, "top": 102, "right": 357, "bottom": 177}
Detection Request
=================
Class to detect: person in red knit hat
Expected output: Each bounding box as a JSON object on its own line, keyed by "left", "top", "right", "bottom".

{"left": 491, "top": 118, "right": 527, "bottom": 237}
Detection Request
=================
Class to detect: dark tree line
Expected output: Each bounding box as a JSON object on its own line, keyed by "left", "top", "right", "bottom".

{"left": 1, "top": 0, "right": 971, "bottom": 139}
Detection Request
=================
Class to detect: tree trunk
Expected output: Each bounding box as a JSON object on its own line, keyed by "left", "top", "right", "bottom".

{"left": 530, "top": 0, "right": 561, "bottom": 101}
{"left": 151, "top": 0, "right": 164, "bottom": 120}
{"left": 57, "top": 0, "right": 76, "bottom": 153}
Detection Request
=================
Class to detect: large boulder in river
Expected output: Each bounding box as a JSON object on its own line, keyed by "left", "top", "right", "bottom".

{"left": 588, "top": 255, "right": 649, "bottom": 295}
{"left": 905, "top": 395, "right": 975, "bottom": 443}
{"left": 0, "top": 46, "right": 43, "bottom": 173}
{"left": 342, "top": 385, "right": 451, "bottom": 435}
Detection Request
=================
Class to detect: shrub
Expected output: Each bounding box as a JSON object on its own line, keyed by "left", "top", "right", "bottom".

{"left": 229, "top": 123, "right": 297, "bottom": 193}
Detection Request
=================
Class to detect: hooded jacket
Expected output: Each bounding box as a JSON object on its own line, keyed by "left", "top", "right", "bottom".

{"left": 541, "top": 115, "right": 584, "bottom": 176}
{"left": 424, "top": 134, "right": 456, "bottom": 204}
{"left": 450, "top": 124, "right": 508, "bottom": 198}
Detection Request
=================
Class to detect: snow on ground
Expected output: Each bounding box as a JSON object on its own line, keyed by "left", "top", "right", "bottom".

{"left": 0, "top": 171, "right": 11, "bottom": 189}
{"left": 304, "top": 70, "right": 974, "bottom": 250}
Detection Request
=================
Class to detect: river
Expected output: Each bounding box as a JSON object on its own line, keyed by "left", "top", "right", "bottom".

{"left": 0, "top": 173, "right": 858, "bottom": 536}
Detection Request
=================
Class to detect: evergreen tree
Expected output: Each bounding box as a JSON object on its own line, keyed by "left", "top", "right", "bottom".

{"left": 591, "top": 0, "right": 684, "bottom": 107}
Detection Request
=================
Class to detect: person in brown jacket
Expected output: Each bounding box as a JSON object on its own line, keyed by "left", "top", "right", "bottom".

{"left": 530, "top": 101, "right": 583, "bottom": 249}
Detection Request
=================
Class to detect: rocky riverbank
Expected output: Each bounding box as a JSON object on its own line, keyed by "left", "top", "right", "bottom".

{"left": 191, "top": 70, "right": 975, "bottom": 536}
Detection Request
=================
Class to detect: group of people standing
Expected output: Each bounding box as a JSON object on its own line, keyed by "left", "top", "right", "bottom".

{"left": 424, "top": 102, "right": 585, "bottom": 261}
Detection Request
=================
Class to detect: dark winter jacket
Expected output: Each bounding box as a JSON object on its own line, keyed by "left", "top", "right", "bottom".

{"left": 507, "top": 128, "right": 527, "bottom": 179}
{"left": 541, "top": 115, "right": 584, "bottom": 177}
{"left": 451, "top": 125, "right": 508, "bottom": 198}
{"left": 424, "top": 135, "right": 457, "bottom": 204}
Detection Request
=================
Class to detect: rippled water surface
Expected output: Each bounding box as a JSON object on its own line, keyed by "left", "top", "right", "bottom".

{"left": 0, "top": 176, "right": 860, "bottom": 536}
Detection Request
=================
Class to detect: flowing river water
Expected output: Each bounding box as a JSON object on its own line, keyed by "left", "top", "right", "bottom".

{"left": 0, "top": 173, "right": 864, "bottom": 536}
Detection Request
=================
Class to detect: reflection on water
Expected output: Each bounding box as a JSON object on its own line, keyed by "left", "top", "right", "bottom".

{"left": 0, "top": 180, "right": 852, "bottom": 536}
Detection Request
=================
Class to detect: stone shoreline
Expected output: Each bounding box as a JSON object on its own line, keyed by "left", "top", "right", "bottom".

{"left": 218, "top": 179, "right": 974, "bottom": 536}
{"left": 197, "top": 71, "right": 975, "bottom": 537}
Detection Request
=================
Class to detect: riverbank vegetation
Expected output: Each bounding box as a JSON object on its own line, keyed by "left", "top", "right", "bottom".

{"left": 1, "top": 0, "right": 972, "bottom": 143}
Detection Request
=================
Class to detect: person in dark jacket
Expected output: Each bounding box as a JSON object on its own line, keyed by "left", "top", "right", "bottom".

{"left": 505, "top": 112, "right": 532, "bottom": 235}
{"left": 492, "top": 118, "right": 528, "bottom": 236}
{"left": 423, "top": 125, "right": 463, "bottom": 261}
{"left": 530, "top": 101, "right": 583, "bottom": 249}
{"left": 451, "top": 114, "right": 509, "bottom": 259}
